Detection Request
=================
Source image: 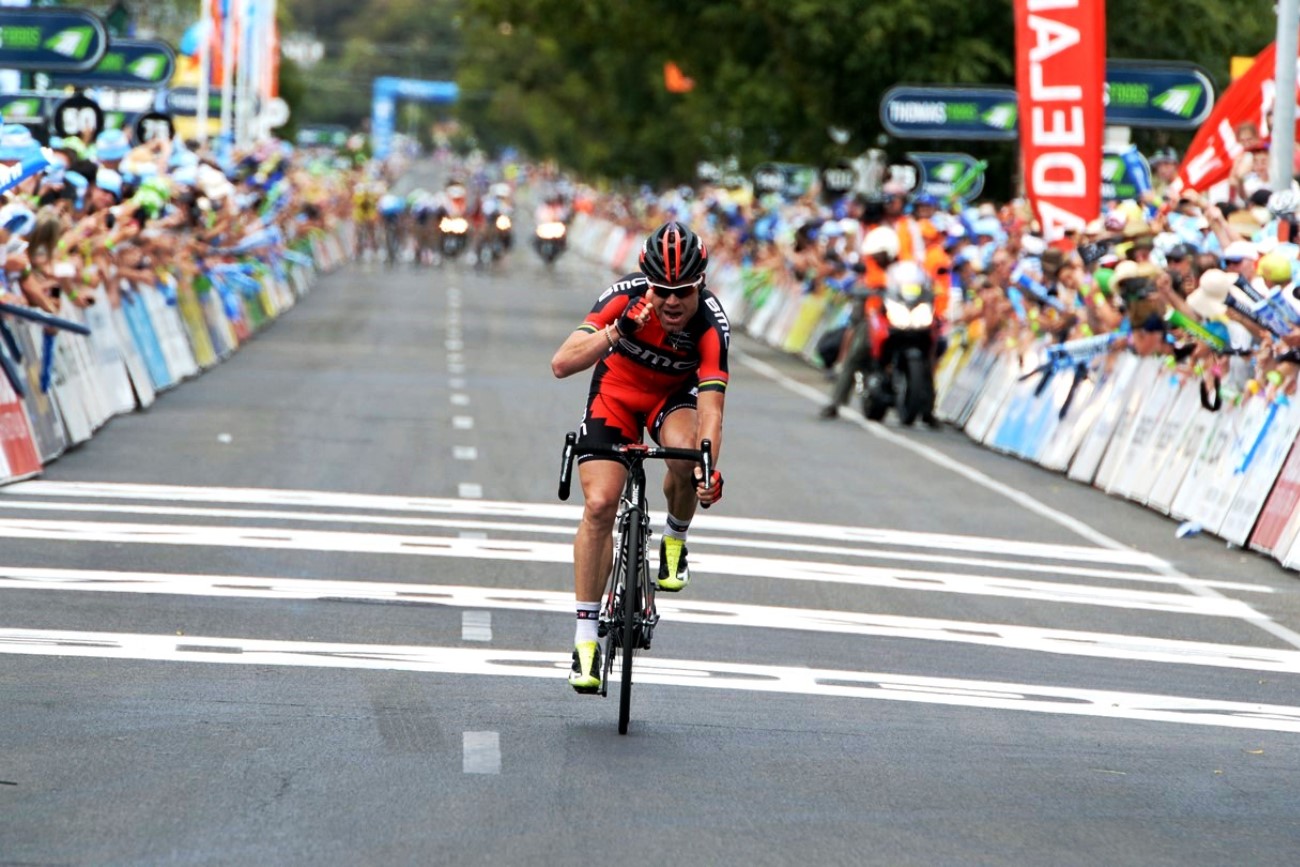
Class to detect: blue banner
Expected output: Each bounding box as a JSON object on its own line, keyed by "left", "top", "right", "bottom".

{"left": 0, "top": 8, "right": 108, "bottom": 73}
{"left": 370, "top": 77, "right": 458, "bottom": 160}
{"left": 906, "top": 152, "right": 986, "bottom": 200}
{"left": 1104, "top": 61, "right": 1214, "bottom": 130}
{"left": 46, "top": 39, "right": 176, "bottom": 91}
{"left": 881, "top": 86, "right": 1018, "bottom": 141}
{"left": 1101, "top": 147, "right": 1153, "bottom": 200}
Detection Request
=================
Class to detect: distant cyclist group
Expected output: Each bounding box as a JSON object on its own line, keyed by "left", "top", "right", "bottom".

{"left": 351, "top": 175, "right": 517, "bottom": 268}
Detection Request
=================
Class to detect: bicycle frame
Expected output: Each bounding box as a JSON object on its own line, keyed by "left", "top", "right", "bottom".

{"left": 558, "top": 433, "right": 712, "bottom": 734}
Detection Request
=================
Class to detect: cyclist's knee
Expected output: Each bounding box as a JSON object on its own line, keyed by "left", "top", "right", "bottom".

{"left": 581, "top": 492, "right": 619, "bottom": 528}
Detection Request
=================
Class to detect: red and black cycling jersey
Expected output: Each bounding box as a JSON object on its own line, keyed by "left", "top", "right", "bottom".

{"left": 576, "top": 273, "right": 731, "bottom": 396}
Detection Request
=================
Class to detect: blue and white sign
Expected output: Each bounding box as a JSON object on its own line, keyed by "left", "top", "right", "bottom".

{"left": 881, "top": 86, "right": 1018, "bottom": 141}
{"left": 0, "top": 8, "right": 108, "bottom": 73}
{"left": 906, "top": 152, "right": 986, "bottom": 200}
{"left": 1104, "top": 61, "right": 1215, "bottom": 130}
{"left": 371, "top": 77, "right": 458, "bottom": 161}
{"left": 45, "top": 39, "right": 177, "bottom": 91}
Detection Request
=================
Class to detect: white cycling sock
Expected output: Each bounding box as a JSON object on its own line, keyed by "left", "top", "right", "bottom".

{"left": 575, "top": 602, "right": 600, "bottom": 644}
{"left": 663, "top": 512, "right": 690, "bottom": 542}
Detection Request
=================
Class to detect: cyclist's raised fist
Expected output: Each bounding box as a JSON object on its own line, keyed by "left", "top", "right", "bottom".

{"left": 616, "top": 296, "right": 654, "bottom": 336}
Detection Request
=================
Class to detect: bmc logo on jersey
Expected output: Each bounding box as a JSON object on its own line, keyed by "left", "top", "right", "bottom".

{"left": 617, "top": 338, "right": 697, "bottom": 372}
{"left": 705, "top": 296, "right": 731, "bottom": 347}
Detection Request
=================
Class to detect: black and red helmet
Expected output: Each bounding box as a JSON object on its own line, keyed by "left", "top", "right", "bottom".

{"left": 640, "top": 221, "right": 708, "bottom": 287}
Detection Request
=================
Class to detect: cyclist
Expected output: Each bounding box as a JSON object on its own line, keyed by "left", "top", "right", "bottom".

{"left": 352, "top": 179, "right": 382, "bottom": 261}
{"left": 377, "top": 193, "right": 405, "bottom": 265}
{"left": 550, "top": 221, "right": 729, "bottom": 692}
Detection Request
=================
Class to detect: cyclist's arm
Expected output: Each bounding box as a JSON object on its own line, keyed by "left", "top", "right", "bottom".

{"left": 696, "top": 390, "right": 723, "bottom": 462}
{"left": 552, "top": 280, "right": 643, "bottom": 377}
{"left": 551, "top": 324, "right": 618, "bottom": 378}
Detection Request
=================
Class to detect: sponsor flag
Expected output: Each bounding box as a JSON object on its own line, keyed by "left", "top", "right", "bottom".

{"left": 1173, "top": 43, "right": 1280, "bottom": 194}
{"left": 1014, "top": 0, "right": 1106, "bottom": 241}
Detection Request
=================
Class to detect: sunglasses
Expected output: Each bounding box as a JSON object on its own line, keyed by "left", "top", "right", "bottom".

{"left": 646, "top": 276, "right": 702, "bottom": 299}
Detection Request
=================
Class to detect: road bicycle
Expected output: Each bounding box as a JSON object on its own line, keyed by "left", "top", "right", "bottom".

{"left": 558, "top": 433, "right": 712, "bottom": 734}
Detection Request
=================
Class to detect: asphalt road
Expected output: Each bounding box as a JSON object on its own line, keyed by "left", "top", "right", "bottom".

{"left": 2, "top": 192, "right": 1299, "bottom": 866}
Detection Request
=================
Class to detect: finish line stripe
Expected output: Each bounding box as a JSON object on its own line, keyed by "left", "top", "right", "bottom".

{"left": 0, "top": 498, "right": 1237, "bottom": 589}
{"left": 0, "top": 566, "right": 1291, "bottom": 673}
{"left": 0, "top": 480, "right": 1164, "bottom": 567}
{"left": 0, "top": 520, "right": 1256, "bottom": 617}
{"left": 1, "top": 626, "right": 1298, "bottom": 733}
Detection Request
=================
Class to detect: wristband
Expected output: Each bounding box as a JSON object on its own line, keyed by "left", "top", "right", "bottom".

{"left": 604, "top": 325, "right": 617, "bottom": 348}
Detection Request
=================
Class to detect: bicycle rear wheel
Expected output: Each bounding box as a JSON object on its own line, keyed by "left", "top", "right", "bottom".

{"left": 617, "top": 507, "right": 644, "bottom": 735}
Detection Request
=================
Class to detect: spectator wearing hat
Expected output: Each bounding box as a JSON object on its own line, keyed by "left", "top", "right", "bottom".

{"left": 1151, "top": 148, "right": 1180, "bottom": 198}
{"left": 94, "top": 129, "right": 131, "bottom": 170}
{"left": 1221, "top": 239, "right": 1261, "bottom": 295}
{"left": 1164, "top": 243, "right": 1197, "bottom": 298}
{"left": 877, "top": 181, "right": 926, "bottom": 265}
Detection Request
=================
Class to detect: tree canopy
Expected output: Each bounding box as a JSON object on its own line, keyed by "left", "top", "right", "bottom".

{"left": 287, "top": 0, "right": 1279, "bottom": 188}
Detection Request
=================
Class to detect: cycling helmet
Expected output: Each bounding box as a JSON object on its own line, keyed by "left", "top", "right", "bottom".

{"left": 640, "top": 221, "right": 708, "bottom": 286}
{"left": 863, "top": 226, "right": 900, "bottom": 260}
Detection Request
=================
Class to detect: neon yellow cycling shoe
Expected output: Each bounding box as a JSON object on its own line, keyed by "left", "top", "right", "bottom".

{"left": 656, "top": 537, "right": 689, "bottom": 592}
{"left": 568, "top": 640, "right": 602, "bottom": 693}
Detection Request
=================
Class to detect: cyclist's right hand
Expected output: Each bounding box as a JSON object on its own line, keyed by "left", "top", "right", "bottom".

{"left": 616, "top": 296, "right": 653, "bottom": 336}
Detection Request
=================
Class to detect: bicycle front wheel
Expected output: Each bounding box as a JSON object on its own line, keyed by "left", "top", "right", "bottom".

{"left": 617, "top": 507, "right": 644, "bottom": 735}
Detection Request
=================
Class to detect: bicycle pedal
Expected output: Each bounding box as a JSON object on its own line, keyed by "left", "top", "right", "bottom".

{"left": 597, "top": 622, "right": 608, "bottom": 638}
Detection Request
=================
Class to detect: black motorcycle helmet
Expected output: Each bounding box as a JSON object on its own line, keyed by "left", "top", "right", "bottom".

{"left": 640, "top": 221, "right": 708, "bottom": 286}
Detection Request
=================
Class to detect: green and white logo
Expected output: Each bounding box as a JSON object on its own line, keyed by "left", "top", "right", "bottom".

{"left": 2, "top": 98, "right": 42, "bottom": 120}
{"left": 1102, "top": 156, "right": 1126, "bottom": 183}
{"left": 1153, "top": 84, "right": 1202, "bottom": 119}
{"left": 982, "top": 103, "right": 1017, "bottom": 131}
{"left": 44, "top": 26, "right": 94, "bottom": 60}
{"left": 932, "top": 161, "right": 965, "bottom": 183}
{"left": 128, "top": 55, "right": 167, "bottom": 82}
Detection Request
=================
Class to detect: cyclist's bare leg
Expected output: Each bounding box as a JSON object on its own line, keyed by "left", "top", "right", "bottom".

{"left": 658, "top": 408, "right": 700, "bottom": 524}
{"left": 574, "top": 460, "right": 626, "bottom": 603}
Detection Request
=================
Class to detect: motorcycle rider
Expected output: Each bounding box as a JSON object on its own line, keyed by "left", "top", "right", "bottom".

{"left": 819, "top": 226, "right": 898, "bottom": 419}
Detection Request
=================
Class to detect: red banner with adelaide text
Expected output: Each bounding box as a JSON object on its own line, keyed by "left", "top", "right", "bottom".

{"left": 1174, "top": 43, "right": 1278, "bottom": 195}
{"left": 1014, "top": 0, "right": 1106, "bottom": 241}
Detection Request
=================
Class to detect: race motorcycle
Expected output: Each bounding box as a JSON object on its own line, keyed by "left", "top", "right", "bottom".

{"left": 475, "top": 212, "right": 513, "bottom": 267}
{"left": 861, "top": 263, "right": 939, "bottom": 426}
{"left": 534, "top": 220, "right": 567, "bottom": 265}
{"left": 438, "top": 214, "right": 470, "bottom": 260}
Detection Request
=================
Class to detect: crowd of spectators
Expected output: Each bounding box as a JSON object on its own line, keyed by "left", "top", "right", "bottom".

{"left": 0, "top": 122, "right": 358, "bottom": 347}
{"left": 577, "top": 147, "right": 1300, "bottom": 410}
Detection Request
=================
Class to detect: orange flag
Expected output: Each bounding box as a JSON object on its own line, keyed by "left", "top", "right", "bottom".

{"left": 664, "top": 61, "right": 695, "bottom": 94}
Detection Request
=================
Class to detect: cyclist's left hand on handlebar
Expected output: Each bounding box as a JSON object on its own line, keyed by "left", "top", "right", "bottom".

{"left": 693, "top": 467, "right": 723, "bottom": 505}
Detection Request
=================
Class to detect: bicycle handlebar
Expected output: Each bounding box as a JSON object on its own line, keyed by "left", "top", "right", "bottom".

{"left": 557, "top": 432, "right": 713, "bottom": 503}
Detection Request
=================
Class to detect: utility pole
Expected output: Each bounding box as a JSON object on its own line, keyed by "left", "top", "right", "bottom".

{"left": 1272, "top": 0, "right": 1298, "bottom": 191}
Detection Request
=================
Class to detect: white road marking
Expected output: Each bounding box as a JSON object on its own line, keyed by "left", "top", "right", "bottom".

{"left": 0, "top": 567, "right": 1292, "bottom": 673}
{"left": 452, "top": 416, "right": 474, "bottom": 430}
{"left": 446, "top": 339, "right": 464, "bottom": 352}
{"left": 458, "top": 531, "right": 487, "bottom": 540}
{"left": 450, "top": 394, "right": 470, "bottom": 406}
{"left": 458, "top": 484, "right": 483, "bottom": 500}
{"left": 463, "top": 731, "right": 500, "bottom": 774}
{"left": 1, "top": 626, "right": 1298, "bottom": 733}
{"left": 734, "top": 349, "right": 1300, "bottom": 652}
{"left": 449, "top": 378, "right": 466, "bottom": 390}
{"left": 461, "top": 611, "right": 492, "bottom": 642}
{"left": 453, "top": 447, "right": 478, "bottom": 461}
{"left": 448, "top": 363, "right": 466, "bottom": 375}
{"left": 0, "top": 482, "right": 1169, "bottom": 567}
{"left": 0, "top": 498, "right": 1258, "bottom": 592}
{"left": 0, "top": 524, "right": 1260, "bottom": 617}
{"left": 447, "top": 353, "right": 464, "bottom": 366}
